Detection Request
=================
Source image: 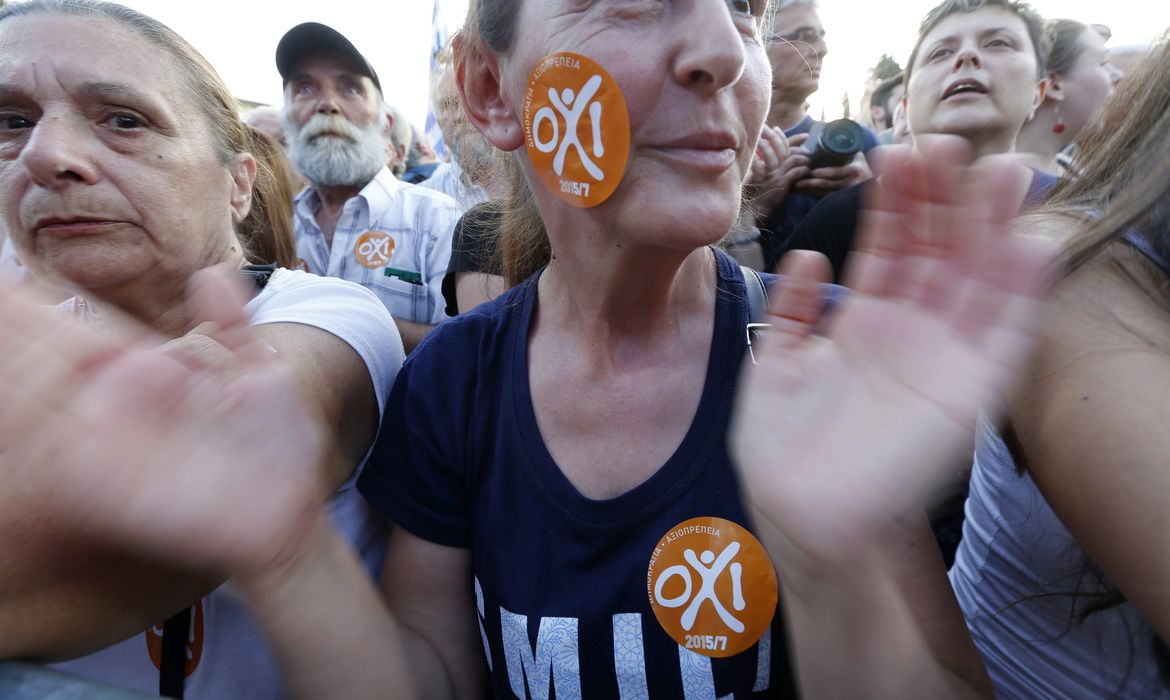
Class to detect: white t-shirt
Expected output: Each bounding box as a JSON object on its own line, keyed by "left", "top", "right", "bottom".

{"left": 53, "top": 268, "right": 404, "bottom": 700}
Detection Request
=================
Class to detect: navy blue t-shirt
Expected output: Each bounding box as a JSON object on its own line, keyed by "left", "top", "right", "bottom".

{"left": 359, "top": 250, "right": 798, "bottom": 699}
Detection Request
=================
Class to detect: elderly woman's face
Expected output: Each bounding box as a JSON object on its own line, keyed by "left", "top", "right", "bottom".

{"left": 497, "top": 0, "right": 771, "bottom": 245}
{"left": 0, "top": 14, "right": 245, "bottom": 292}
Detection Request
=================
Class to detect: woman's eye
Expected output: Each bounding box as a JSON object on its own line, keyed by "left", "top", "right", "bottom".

{"left": 929, "top": 48, "right": 951, "bottom": 61}
{"left": 727, "top": 0, "right": 751, "bottom": 13}
{"left": 0, "top": 115, "right": 33, "bottom": 130}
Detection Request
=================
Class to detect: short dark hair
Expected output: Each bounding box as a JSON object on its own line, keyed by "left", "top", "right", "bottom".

{"left": 871, "top": 72, "right": 904, "bottom": 128}
{"left": 905, "top": 0, "right": 1048, "bottom": 87}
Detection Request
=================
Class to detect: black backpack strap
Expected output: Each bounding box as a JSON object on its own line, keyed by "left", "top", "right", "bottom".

{"left": 740, "top": 264, "right": 770, "bottom": 323}
{"left": 237, "top": 263, "right": 278, "bottom": 293}
{"left": 158, "top": 607, "right": 191, "bottom": 698}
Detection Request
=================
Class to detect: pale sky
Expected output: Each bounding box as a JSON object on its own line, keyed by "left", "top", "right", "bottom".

{"left": 93, "top": 0, "right": 1169, "bottom": 131}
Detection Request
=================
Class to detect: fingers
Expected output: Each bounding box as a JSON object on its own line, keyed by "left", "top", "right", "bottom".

{"left": 842, "top": 145, "right": 921, "bottom": 297}
{"left": 0, "top": 286, "right": 128, "bottom": 445}
{"left": 760, "top": 250, "right": 832, "bottom": 354}
{"left": 186, "top": 266, "right": 271, "bottom": 364}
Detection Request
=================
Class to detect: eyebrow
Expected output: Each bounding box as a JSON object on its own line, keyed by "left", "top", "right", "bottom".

{"left": 0, "top": 84, "right": 25, "bottom": 102}
{"left": 76, "top": 81, "right": 149, "bottom": 101}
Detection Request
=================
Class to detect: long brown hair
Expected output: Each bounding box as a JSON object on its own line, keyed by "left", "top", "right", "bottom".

{"left": 455, "top": 1, "right": 547, "bottom": 287}
{"left": 1010, "top": 30, "right": 1170, "bottom": 690}
{"left": 239, "top": 126, "right": 300, "bottom": 268}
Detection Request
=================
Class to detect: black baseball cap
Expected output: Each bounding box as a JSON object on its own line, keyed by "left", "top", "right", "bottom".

{"left": 276, "top": 22, "right": 382, "bottom": 94}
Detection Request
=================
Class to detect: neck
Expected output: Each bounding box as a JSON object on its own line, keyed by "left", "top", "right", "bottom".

{"left": 314, "top": 183, "right": 364, "bottom": 213}
{"left": 83, "top": 248, "right": 247, "bottom": 338}
{"left": 767, "top": 94, "right": 809, "bottom": 132}
{"left": 538, "top": 230, "right": 717, "bottom": 342}
{"left": 1015, "top": 108, "right": 1067, "bottom": 176}
{"left": 916, "top": 128, "right": 1019, "bottom": 161}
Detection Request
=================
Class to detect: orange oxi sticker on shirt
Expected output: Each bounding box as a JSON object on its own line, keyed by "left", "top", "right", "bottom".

{"left": 146, "top": 601, "right": 204, "bottom": 678}
{"left": 354, "top": 230, "right": 395, "bottom": 269}
{"left": 647, "top": 517, "right": 777, "bottom": 658}
{"left": 523, "top": 52, "right": 630, "bottom": 208}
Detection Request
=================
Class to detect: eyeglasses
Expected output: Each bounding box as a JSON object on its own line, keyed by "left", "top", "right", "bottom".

{"left": 745, "top": 323, "right": 772, "bottom": 366}
{"left": 775, "top": 26, "right": 826, "bottom": 47}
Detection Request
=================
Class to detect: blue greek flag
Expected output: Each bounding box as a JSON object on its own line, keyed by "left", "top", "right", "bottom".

{"left": 425, "top": 0, "right": 450, "bottom": 160}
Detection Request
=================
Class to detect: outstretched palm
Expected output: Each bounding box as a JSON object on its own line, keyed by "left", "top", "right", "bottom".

{"left": 732, "top": 139, "right": 1052, "bottom": 568}
{"left": 0, "top": 270, "right": 325, "bottom": 575}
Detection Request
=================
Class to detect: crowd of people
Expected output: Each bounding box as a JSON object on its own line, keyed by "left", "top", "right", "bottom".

{"left": 0, "top": 0, "right": 1166, "bottom": 698}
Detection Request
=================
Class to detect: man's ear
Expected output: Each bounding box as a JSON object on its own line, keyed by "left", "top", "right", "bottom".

{"left": 229, "top": 153, "right": 257, "bottom": 227}
{"left": 457, "top": 39, "right": 524, "bottom": 152}
{"left": 384, "top": 108, "right": 395, "bottom": 137}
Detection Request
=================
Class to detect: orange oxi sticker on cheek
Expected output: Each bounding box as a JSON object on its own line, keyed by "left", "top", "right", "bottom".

{"left": 354, "top": 230, "right": 395, "bottom": 269}
{"left": 523, "top": 52, "right": 630, "bottom": 208}
{"left": 647, "top": 517, "right": 777, "bottom": 658}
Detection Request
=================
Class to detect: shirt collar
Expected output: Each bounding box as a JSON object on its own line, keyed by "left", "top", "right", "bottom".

{"left": 294, "top": 166, "right": 403, "bottom": 229}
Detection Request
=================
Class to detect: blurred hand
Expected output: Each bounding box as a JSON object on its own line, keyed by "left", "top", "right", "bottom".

{"left": 746, "top": 129, "right": 811, "bottom": 215}
{"left": 731, "top": 138, "right": 1054, "bottom": 573}
{"left": 793, "top": 149, "right": 873, "bottom": 199}
{"left": 0, "top": 268, "right": 326, "bottom": 576}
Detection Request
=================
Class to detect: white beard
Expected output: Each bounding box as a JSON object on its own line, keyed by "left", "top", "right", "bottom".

{"left": 288, "top": 113, "right": 387, "bottom": 188}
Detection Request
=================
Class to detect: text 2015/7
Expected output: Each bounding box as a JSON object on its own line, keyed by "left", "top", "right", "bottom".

{"left": 560, "top": 180, "right": 591, "bottom": 197}
{"left": 684, "top": 635, "right": 728, "bottom": 652}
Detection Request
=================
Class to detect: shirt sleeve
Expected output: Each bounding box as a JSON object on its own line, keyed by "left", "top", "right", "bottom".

{"left": 417, "top": 196, "right": 462, "bottom": 325}
{"left": 247, "top": 270, "right": 405, "bottom": 418}
{"left": 358, "top": 322, "right": 475, "bottom": 548}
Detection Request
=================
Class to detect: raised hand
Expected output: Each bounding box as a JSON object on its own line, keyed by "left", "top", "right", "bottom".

{"left": 731, "top": 138, "right": 1053, "bottom": 570}
{"left": 746, "top": 128, "right": 810, "bottom": 215}
{"left": 0, "top": 269, "right": 326, "bottom": 576}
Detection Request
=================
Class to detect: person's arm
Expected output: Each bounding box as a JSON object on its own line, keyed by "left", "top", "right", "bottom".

{"left": 395, "top": 317, "right": 437, "bottom": 354}
{"left": 0, "top": 271, "right": 388, "bottom": 659}
{"left": 772, "top": 516, "right": 992, "bottom": 699}
{"left": 454, "top": 271, "right": 508, "bottom": 313}
{"left": 234, "top": 516, "right": 482, "bottom": 700}
{"left": 732, "top": 140, "right": 1050, "bottom": 697}
{"left": 1010, "top": 243, "right": 1170, "bottom": 641}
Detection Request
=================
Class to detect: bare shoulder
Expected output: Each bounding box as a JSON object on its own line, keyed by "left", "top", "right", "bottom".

{"left": 1009, "top": 240, "right": 1170, "bottom": 639}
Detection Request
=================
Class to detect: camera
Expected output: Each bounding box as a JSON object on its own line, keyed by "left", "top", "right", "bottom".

{"left": 807, "top": 118, "right": 866, "bottom": 170}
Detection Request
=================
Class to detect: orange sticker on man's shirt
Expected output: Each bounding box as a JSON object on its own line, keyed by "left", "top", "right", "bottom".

{"left": 354, "top": 230, "right": 395, "bottom": 269}
{"left": 647, "top": 517, "right": 777, "bottom": 658}
{"left": 523, "top": 52, "right": 630, "bottom": 208}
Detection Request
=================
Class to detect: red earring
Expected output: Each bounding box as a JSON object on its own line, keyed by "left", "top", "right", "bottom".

{"left": 1052, "top": 105, "right": 1066, "bottom": 135}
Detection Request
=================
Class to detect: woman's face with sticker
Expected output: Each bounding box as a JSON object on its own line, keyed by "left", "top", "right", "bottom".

{"left": 498, "top": 0, "right": 772, "bottom": 246}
